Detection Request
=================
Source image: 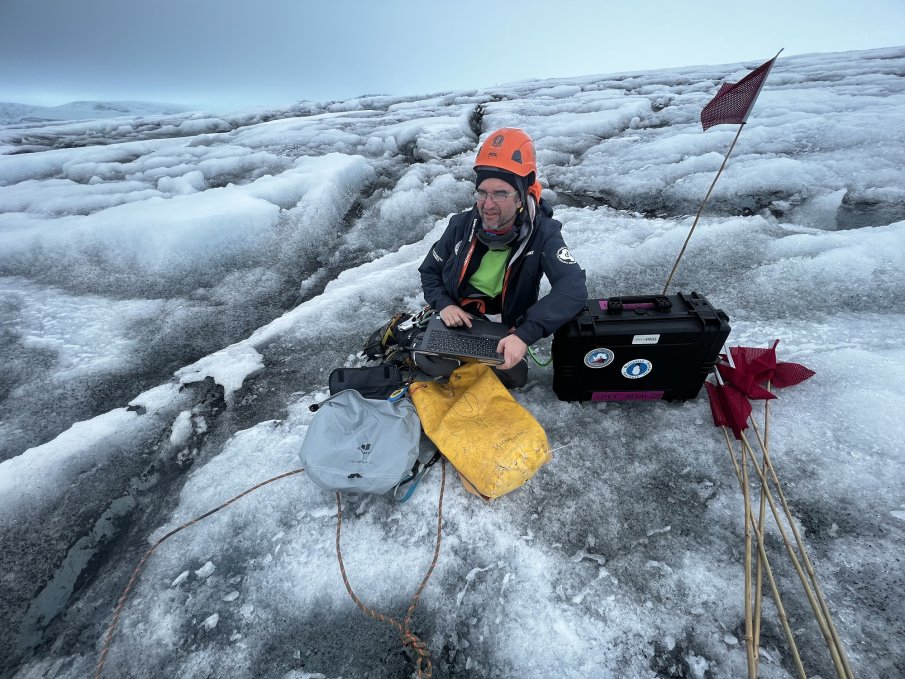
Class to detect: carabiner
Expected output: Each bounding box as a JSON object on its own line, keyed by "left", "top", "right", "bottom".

{"left": 388, "top": 385, "right": 409, "bottom": 402}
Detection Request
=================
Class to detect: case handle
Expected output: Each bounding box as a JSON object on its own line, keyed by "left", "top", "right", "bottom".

{"left": 600, "top": 295, "right": 673, "bottom": 314}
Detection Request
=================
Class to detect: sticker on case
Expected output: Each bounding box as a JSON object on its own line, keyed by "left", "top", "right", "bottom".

{"left": 584, "top": 348, "right": 614, "bottom": 369}
{"left": 621, "top": 359, "right": 652, "bottom": 379}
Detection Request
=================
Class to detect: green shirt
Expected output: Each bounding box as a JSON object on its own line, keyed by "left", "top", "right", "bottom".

{"left": 468, "top": 247, "right": 510, "bottom": 298}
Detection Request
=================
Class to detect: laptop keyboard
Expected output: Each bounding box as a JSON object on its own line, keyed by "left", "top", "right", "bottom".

{"left": 426, "top": 329, "right": 503, "bottom": 361}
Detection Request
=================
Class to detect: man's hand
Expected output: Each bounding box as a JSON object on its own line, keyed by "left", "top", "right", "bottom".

{"left": 496, "top": 334, "right": 527, "bottom": 370}
{"left": 439, "top": 305, "right": 473, "bottom": 328}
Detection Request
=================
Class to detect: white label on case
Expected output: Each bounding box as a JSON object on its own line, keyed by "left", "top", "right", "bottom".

{"left": 632, "top": 334, "right": 660, "bottom": 345}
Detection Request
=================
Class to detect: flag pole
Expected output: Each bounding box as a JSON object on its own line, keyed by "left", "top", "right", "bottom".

{"left": 662, "top": 123, "right": 745, "bottom": 295}
{"left": 662, "top": 49, "right": 782, "bottom": 296}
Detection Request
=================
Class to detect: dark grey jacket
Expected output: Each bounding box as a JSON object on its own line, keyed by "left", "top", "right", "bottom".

{"left": 419, "top": 201, "right": 587, "bottom": 345}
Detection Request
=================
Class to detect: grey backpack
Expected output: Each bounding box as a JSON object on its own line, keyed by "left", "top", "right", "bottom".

{"left": 300, "top": 389, "right": 421, "bottom": 494}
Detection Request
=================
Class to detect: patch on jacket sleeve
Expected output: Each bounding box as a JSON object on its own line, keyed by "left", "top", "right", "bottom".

{"left": 431, "top": 248, "right": 444, "bottom": 263}
{"left": 556, "top": 247, "right": 577, "bottom": 264}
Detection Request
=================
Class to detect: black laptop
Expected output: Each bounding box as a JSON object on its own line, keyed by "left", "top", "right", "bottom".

{"left": 415, "top": 315, "right": 508, "bottom": 365}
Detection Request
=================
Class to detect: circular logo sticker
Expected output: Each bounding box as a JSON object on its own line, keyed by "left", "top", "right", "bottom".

{"left": 621, "top": 359, "right": 652, "bottom": 379}
{"left": 584, "top": 348, "right": 614, "bottom": 369}
{"left": 556, "top": 247, "right": 577, "bottom": 264}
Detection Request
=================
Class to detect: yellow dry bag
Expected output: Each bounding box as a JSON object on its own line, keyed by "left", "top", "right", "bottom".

{"left": 409, "top": 363, "right": 550, "bottom": 499}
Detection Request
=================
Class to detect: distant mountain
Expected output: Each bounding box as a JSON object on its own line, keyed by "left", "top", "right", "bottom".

{"left": 0, "top": 100, "right": 192, "bottom": 124}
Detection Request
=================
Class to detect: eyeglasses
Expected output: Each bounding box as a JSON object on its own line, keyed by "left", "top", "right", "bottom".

{"left": 473, "top": 189, "right": 517, "bottom": 203}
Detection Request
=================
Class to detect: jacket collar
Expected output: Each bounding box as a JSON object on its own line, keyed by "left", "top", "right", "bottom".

{"left": 466, "top": 197, "right": 537, "bottom": 255}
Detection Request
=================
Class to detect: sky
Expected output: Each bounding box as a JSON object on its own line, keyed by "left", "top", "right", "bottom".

{"left": 1, "top": 0, "right": 904, "bottom": 112}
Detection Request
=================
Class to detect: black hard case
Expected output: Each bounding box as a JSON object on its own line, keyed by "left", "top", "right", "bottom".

{"left": 551, "top": 292, "right": 731, "bottom": 402}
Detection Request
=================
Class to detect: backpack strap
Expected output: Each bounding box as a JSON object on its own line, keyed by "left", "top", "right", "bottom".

{"left": 393, "top": 450, "right": 442, "bottom": 503}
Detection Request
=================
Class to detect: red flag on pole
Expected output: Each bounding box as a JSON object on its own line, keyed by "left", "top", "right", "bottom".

{"left": 705, "top": 381, "right": 752, "bottom": 440}
{"left": 726, "top": 341, "right": 816, "bottom": 391}
{"left": 705, "top": 339, "right": 814, "bottom": 440}
{"left": 701, "top": 52, "right": 780, "bottom": 130}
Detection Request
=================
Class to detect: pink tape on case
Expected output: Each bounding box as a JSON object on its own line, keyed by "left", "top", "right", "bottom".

{"left": 591, "top": 391, "right": 664, "bottom": 402}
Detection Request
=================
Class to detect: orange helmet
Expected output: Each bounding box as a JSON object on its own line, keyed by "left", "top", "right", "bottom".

{"left": 474, "top": 128, "right": 537, "bottom": 184}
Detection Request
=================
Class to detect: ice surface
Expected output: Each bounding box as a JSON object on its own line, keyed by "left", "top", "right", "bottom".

{"left": 2, "top": 46, "right": 905, "bottom": 679}
{"left": 175, "top": 344, "right": 265, "bottom": 406}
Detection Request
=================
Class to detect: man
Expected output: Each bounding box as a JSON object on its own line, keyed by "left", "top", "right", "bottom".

{"left": 418, "top": 128, "right": 587, "bottom": 388}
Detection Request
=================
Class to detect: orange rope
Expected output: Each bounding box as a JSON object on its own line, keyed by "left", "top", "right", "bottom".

{"left": 335, "top": 459, "right": 447, "bottom": 679}
{"left": 95, "top": 467, "right": 307, "bottom": 679}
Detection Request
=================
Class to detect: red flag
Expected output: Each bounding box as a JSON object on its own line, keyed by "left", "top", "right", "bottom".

{"left": 732, "top": 343, "right": 778, "bottom": 379}
{"left": 725, "top": 341, "right": 815, "bottom": 391}
{"left": 701, "top": 53, "right": 779, "bottom": 130}
{"left": 771, "top": 361, "right": 816, "bottom": 388}
{"left": 705, "top": 381, "right": 752, "bottom": 440}
{"left": 707, "top": 339, "right": 814, "bottom": 440}
{"left": 717, "top": 363, "right": 777, "bottom": 400}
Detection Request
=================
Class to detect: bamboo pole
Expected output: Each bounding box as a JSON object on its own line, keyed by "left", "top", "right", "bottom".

{"left": 721, "top": 427, "right": 807, "bottom": 679}
{"left": 742, "top": 441, "right": 757, "bottom": 677}
{"left": 745, "top": 422, "right": 855, "bottom": 679}
{"left": 748, "top": 506, "right": 808, "bottom": 679}
{"left": 738, "top": 433, "right": 849, "bottom": 679}
{"left": 662, "top": 123, "right": 746, "bottom": 295}
{"left": 712, "top": 353, "right": 852, "bottom": 677}
{"left": 752, "top": 375, "right": 773, "bottom": 670}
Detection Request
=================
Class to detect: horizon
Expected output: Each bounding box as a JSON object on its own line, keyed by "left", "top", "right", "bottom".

{"left": 1, "top": 44, "right": 902, "bottom": 116}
